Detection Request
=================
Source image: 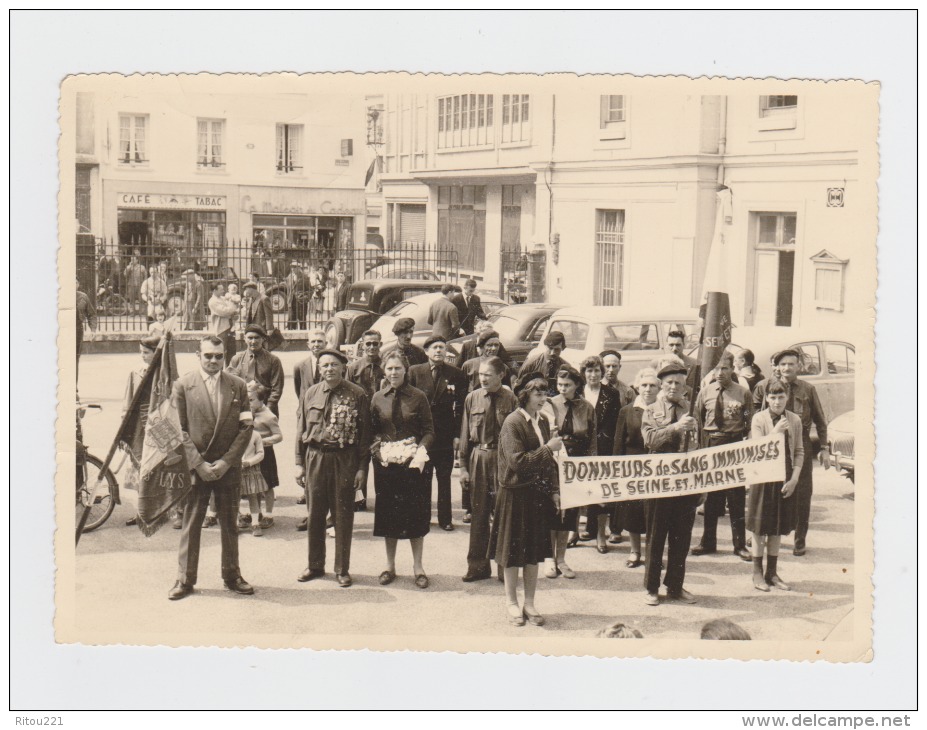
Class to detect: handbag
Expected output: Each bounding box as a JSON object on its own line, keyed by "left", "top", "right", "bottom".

{"left": 265, "top": 327, "right": 284, "bottom": 351}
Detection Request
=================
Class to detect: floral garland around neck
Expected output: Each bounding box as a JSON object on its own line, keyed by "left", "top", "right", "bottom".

{"left": 326, "top": 392, "right": 359, "bottom": 447}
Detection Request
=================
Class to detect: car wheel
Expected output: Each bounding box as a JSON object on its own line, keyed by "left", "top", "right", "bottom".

{"left": 268, "top": 288, "right": 287, "bottom": 314}
{"left": 166, "top": 293, "right": 184, "bottom": 317}
{"left": 325, "top": 319, "right": 346, "bottom": 348}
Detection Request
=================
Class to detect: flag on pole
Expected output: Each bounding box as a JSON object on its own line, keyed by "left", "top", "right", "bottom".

{"left": 698, "top": 188, "right": 735, "bottom": 375}
{"left": 113, "top": 324, "right": 192, "bottom": 536}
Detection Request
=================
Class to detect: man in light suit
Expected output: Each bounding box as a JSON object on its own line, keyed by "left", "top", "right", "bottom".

{"left": 408, "top": 336, "right": 468, "bottom": 531}
{"left": 293, "top": 329, "right": 328, "bottom": 521}
{"left": 169, "top": 336, "right": 255, "bottom": 601}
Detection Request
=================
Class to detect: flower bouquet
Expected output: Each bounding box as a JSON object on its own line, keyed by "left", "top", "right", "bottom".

{"left": 378, "top": 437, "right": 418, "bottom": 466}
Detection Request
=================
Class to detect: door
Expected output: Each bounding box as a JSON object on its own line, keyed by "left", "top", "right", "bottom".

{"left": 398, "top": 204, "right": 426, "bottom": 245}
{"left": 754, "top": 251, "right": 779, "bottom": 327}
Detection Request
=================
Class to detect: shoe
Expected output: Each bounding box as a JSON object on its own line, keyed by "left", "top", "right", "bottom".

{"left": 645, "top": 591, "right": 660, "bottom": 606}
{"left": 337, "top": 573, "right": 353, "bottom": 588}
{"left": 544, "top": 561, "right": 559, "bottom": 579}
{"left": 297, "top": 568, "right": 325, "bottom": 582}
{"left": 666, "top": 588, "right": 697, "bottom": 604}
{"left": 414, "top": 574, "right": 429, "bottom": 589}
{"left": 296, "top": 494, "right": 307, "bottom": 505}
{"left": 523, "top": 609, "right": 546, "bottom": 626}
{"left": 578, "top": 531, "right": 593, "bottom": 541}
{"left": 354, "top": 499, "right": 367, "bottom": 512}
{"left": 792, "top": 546, "right": 806, "bottom": 557}
{"left": 125, "top": 516, "right": 138, "bottom": 527}
{"left": 506, "top": 605, "right": 526, "bottom": 626}
{"left": 735, "top": 547, "right": 752, "bottom": 561}
{"left": 462, "top": 570, "right": 491, "bottom": 583}
{"left": 238, "top": 514, "right": 252, "bottom": 529}
{"left": 252, "top": 524, "right": 263, "bottom": 537}
{"left": 607, "top": 534, "right": 625, "bottom": 545}
{"left": 566, "top": 535, "right": 579, "bottom": 549}
{"left": 440, "top": 523, "right": 454, "bottom": 532}
{"left": 754, "top": 574, "right": 771, "bottom": 592}
{"left": 224, "top": 577, "right": 254, "bottom": 595}
{"left": 172, "top": 519, "right": 183, "bottom": 530}
{"left": 296, "top": 518, "right": 308, "bottom": 532}
{"left": 690, "top": 544, "right": 717, "bottom": 556}
{"left": 746, "top": 536, "right": 752, "bottom": 548}
{"left": 558, "top": 563, "right": 576, "bottom": 579}
{"left": 327, "top": 526, "right": 336, "bottom": 538}
{"left": 462, "top": 512, "right": 472, "bottom": 524}
{"left": 596, "top": 543, "right": 608, "bottom": 554}
{"left": 767, "top": 575, "right": 792, "bottom": 591}
{"left": 201, "top": 515, "right": 217, "bottom": 529}
{"left": 168, "top": 581, "right": 194, "bottom": 601}
{"left": 378, "top": 570, "right": 396, "bottom": 586}
{"left": 626, "top": 552, "right": 643, "bottom": 568}
{"left": 259, "top": 516, "right": 274, "bottom": 529}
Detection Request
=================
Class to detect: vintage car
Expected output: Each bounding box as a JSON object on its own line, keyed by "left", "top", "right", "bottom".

{"left": 371, "top": 291, "right": 507, "bottom": 354}
{"left": 825, "top": 410, "right": 855, "bottom": 486}
{"left": 362, "top": 264, "right": 440, "bottom": 281}
{"left": 445, "top": 302, "right": 564, "bottom": 371}
{"left": 324, "top": 279, "right": 448, "bottom": 348}
{"left": 535, "top": 307, "right": 701, "bottom": 382}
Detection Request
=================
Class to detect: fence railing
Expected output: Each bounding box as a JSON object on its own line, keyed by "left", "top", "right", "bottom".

{"left": 77, "top": 237, "right": 459, "bottom": 333}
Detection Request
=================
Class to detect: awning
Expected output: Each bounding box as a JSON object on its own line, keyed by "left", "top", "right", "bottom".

{"left": 409, "top": 166, "right": 537, "bottom": 186}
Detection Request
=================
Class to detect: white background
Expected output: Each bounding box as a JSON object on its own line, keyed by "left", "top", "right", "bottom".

{"left": 9, "top": 9, "right": 917, "bottom": 714}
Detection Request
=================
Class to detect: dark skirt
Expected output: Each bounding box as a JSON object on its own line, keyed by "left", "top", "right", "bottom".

{"left": 612, "top": 500, "right": 647, "bottom": 534}
{"left": 746, "top": 441, "right": 796, "bottom": 536}
{"left": 259, "top": 446, "right": 279, "bottom": 489}
{"left": 373, "top": 461, "right": 431, "bottom": 539}
{"left": 550, "top": 507, "right": 579, "bottom": 532}
{"left": 489, "top": 486, "right": 554, "bottom": 568}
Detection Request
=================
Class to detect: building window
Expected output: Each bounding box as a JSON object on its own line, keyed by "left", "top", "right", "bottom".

{"left": 810, "top": 249, "right": 849, "bottom": 312}
{"left": 594, "top": 209, "right": 625, "bottom": 306}
{"left": 760, "top": 95, "right": 798, "bottom": 117}
{"left": 751, "top": 212, "right": 797, "bottom": 327}
{"left": 197, "top": 118, "right": 225, "bottom": 168}
{"left": 118, "top": 114, "right": 148, "bottom": 164}
{"left": 366, "top": 104, "right": 384, "bottom": 145}
{"left": 437, "top": 94, "right": 493, "bottom": 149}
{"left": 501, "top": 94, "right": 530, "bottom": 144}
{"left": 276, "top": 123, "right": 303, "bottom": 173}
{"left": 437, "top": 185, "right": 486, "bottom": 271}
{"left": 501, "top": 185, "right": 525, "bottom": 254}
{"left": 600, "top": 95, "right": 625, "bottom": 125}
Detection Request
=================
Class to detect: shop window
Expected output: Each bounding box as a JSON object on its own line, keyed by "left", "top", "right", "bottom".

{"left": 501, "top": 94, "right": 530, "bottom": 144}
{"left": 276, "top": 124, "right": 303, "bottom": 173}
{"left": 437, "top": 185, "right": 486, "bottom": 271}
{"left": 810, "top": 249, "right": 848, "bottom": 312}
{"left": 118, "top": 114, "right": 148, "bottom": 164}
{"left": 594, "top": 209, "right": 626, "bottom": 306}
{"left": 599, "top": 95, "right": 628, "bottom": 140}
{"left": 437, "top": 94, "right": 493, "bottom": 149}
{"left": 751, "top": 212, "right": 797, "bottom": 327}
{"left": 197, "top": 118, "right": 225, "bottom": 168}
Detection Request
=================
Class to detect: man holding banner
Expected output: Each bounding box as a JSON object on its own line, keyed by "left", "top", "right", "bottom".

{"left": 640, "top": 363, "right": 701, "bottom": 606}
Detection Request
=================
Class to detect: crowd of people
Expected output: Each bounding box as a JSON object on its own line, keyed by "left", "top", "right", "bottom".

{"left": 109, "top": 308, "right": 831, "bottom": 629}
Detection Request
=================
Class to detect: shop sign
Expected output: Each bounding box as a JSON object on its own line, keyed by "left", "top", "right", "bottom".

{"left": 118, "top": 193, "right": 227, "bottom": 210}
{"left": 240, "top": 194, "right": 364, "bottom": 217}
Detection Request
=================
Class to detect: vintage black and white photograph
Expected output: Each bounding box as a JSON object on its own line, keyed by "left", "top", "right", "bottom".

{"left": 55, "top": 70, "right": 878, "bottom": 662}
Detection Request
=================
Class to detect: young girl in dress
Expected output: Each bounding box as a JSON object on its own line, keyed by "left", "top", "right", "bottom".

{"left": 248, "top": 383, "right": 283, "bottom": 530}
{"left": 746, "top": 378, "right": 804, "bottom": 592}
{"left": 239, "top": 416, "right": 268, "bottom": 537}
{"left": 148, "top": 305, "right": 167, "bottom": 337}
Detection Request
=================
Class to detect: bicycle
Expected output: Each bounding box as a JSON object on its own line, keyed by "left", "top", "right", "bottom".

{"left": 75, "top": 402, "right": 122, "bottom": 537}
{"left": 96, "top": 278, "right": 129, "bottom": 317}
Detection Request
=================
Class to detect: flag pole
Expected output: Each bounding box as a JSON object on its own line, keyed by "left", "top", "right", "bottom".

{"left": 682, "top": 323, "right": 705, "bottom": 454}
{"left": 76, "top": 336, "right": 167, "bottom": 545}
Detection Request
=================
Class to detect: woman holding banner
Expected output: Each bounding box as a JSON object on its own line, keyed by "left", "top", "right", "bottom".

{"left": 546, "top": 367, "right": 596, "bottom": 580}
{"left": 490, "top": 374, "right": 562, "bottom": 627}
{"left": 612, "top": 367, "right": 661, "bottom": 568}
{"left": 746, "top": 378, "right": 804, "bottom": 592}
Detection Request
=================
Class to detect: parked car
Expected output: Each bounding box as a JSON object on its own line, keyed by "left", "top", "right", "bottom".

{"left": 324, "top": 279, "right": 448, "bottom": 349}
{"left": 363, "top": 264, "right": 440, "bottom": 281}
{"left": 371, "top": 291, "right": 507, "bottom": 354}
{"left": 825, "top": 410, "right": 855, "bottom": 486}
{"left": 446, "top": 303, "right": 564, "bottom": 370}
{"left": 535, "top": 307, "right": 701, "bottom": 382}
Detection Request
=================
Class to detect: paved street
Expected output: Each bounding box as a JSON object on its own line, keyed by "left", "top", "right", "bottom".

{"left": 72, "top": 350, "right": 857, "bottom": 645}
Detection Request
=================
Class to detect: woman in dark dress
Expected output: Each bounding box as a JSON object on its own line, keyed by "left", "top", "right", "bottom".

{"left": 370, "top": 352, "right": 436, "bottom": 589}
{"left": 612, "top": 367, "right": 661, "bottom": 568}
{"left": 546, "top": 367, "right": 596, "bottom": 579}
{"left": 746, "top": 378, "right": 804, "bottom": 592}
{"left": 490, "top": 375, "right": 563, "bottom": 626}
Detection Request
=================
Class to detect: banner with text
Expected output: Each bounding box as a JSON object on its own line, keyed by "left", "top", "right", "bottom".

{"left": 559, "top": 433, "right": 785, "bottom": 509}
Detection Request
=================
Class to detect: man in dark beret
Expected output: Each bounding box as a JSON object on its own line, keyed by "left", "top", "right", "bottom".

{"left": 461, "top": 331, "right": 511, "bottom": 392}
{"left": 386, "top": 316, "right": 428, "bottom": 366}
{"left": 751, "top": 348, "right": 830, "bottom": 556}
{"left": 408, "top": 335, "right": 468, "bottom": 531}
{"left": 227, "top": 324, "right": 284, "bottom": 417}
{"left": 640, "top": 362, "right": 701, "bottom": 606}
{"left": 518, "top": 330, "right": 566, "bottom": 396}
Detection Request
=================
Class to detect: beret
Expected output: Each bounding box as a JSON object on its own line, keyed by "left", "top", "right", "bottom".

{"left": 544, "top": 331, "right": 566, "bottom": 348}
{"left": 317, "top": 348, "right": 348, "bottom": 365}
{"left": 657, "top": 363, "right": 688, "bottom": 379}
{"left": 773, "top": 348, "right": 801, "bottom": 365}
{"left": 423, "top": 335, "right": 447, "bottom": 350}
{"left": 392, "top": 317, "right": 416, "bottom": 334}
{"left": 478, "top": 330, "right": 500, "bottom": 347}
{"left": 244, "top": 324, "right": 267, "bottom": 338}
{"left": 514, "top": 371, "right": 547, "bottom": 397}
{"left": 242, "top": 281, "right": 257, "bottom": 290}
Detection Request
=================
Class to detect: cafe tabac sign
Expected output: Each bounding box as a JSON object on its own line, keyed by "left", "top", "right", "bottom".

{"left": 118, "top": 193, "right": 227, "bottom": 210}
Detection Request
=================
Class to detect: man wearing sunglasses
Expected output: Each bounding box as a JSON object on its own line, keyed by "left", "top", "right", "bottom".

{"left": 347, "top": 330, "right": 385, "bottom": 398}
{"left": 169, "top": 336, "right": 255, "bottom": 601}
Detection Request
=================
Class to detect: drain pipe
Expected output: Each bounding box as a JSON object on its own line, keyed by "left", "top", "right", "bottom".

{"left": 717, "top": 95, "right": 728, "bottom": 187}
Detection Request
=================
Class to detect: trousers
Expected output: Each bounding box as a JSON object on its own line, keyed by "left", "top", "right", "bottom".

{"left": 644, "top": 494, "right": 700, "bottom": 594}
{"left": 793, "top": 436, "right": 815, "bottom": 546}
{"left": 178, "top": 473, "right": 242, "bottom": 585}
{"left": 466, "top": 448, "right": 498, "bottom": 572}
{"left": 305, "top": 448, "right": 358, "bottom": 575}
{"left": 430, "top": 449, "right": 454, "bottom": 528}
{"left": 700, "top": 487, "right": 747, "bottom": 550}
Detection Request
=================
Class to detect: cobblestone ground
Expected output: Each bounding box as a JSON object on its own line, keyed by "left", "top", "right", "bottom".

{"left": 70, "top": 352, "right": 858, "bottom": 647}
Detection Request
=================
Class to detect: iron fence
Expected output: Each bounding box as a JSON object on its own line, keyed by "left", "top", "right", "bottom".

{"left": 77, "top": 237, "right": 459, "bottom": 333}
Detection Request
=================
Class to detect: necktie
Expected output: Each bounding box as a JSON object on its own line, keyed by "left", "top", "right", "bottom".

{"left": 313, "top": 358, "right": 320, "bottom": 384}
{"left": 484, "top": 391, "right": 499, "bottom": 444}
{"left": 391, "top": 387, "right": 404, "bottom": 433}
{"left": 247, "top": 352, "right": 256, "bottom": 381}
{"left": 431, "top": 365, "right": 440, "bottom": 398}
{"left": 714, "top": 386, "right": 726, "bottom": 431}
{"left": 561, "top": 399, "right": 575, "bottom": 437}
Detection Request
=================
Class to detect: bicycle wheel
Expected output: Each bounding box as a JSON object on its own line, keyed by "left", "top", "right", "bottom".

{"left": 103, "top": 294, "right": 129, "bottom": 317}
{"left": 77, "top": 454, "right": 117, "bottom": 532}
